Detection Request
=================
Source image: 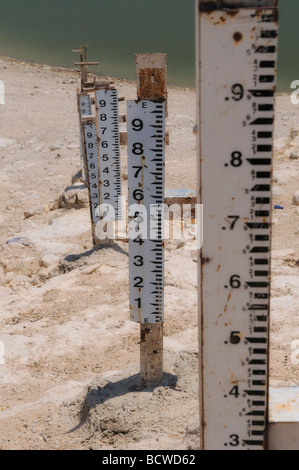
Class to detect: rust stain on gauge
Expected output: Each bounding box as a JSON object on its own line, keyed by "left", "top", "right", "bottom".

{"left": 138, "top": 69, "right": 167, "bottom": 103}
{"left": 224, "top": 291, "right": 233, "bottom": 314}
{"left": 233, "top": 32, "right": 243, "bottom": 44}
{"left": 227, "top": 9, "right": 239, "bottom": 18}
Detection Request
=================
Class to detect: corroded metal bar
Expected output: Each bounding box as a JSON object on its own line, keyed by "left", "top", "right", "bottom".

{"left": 135, "top": 53, "right": 167, "bottom": 388}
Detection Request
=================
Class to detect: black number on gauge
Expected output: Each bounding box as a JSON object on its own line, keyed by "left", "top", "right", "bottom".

{"left": 229, "top": 386, "right": 240, "bottom": 399}
{"left": 228, "top": 215, "right": 240, "bottom": 230}
{"left": 133, "top": 189, "right": 144, "bottom": 201}
{"left": 134, "top": 277, "right": 144, "bottom": 288}
{"left": 132, "top": 166, "right": 143, "bottom": 178}
{"left": 133, "top": 255, "right": 144, "bottom": 267}
{"left": 132, "top": 119, "right": 144, "bottom": 132}
{"left": 228, "top": 435, "right": 240, "bottom": 447}
{"left": 231, "top": 151, "right": 243, "bottom": 167}
{"left": 230, "top": 275, "right": 241, "bottom": 289}
{"left": 132, "top": 143, "right": 144, "bottom": 155}
{"left": 231, "top": 84, "right": 244, "bottom": 101}
{"left": 229, "top": 331, "right": 241, "bottom": 345}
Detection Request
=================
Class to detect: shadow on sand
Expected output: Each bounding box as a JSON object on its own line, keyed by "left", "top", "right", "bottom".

{"left": 64, "top": 242, "right": 128, "bottom": 264}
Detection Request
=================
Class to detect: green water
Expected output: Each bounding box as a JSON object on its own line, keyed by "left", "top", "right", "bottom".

{"left": 0, "top": 0, "right": 297, "bottom": 91}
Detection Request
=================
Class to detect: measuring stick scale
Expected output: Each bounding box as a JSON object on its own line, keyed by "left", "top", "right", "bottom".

{"left": 79, "top": 92, "right": 92, "bottom": 117}
{"left": 95, "top": 88, "right": 122, "bottom": 221}
{"left": 197, "top": 1, "right": 278, "bottom": 450}
{"left": 83, "top": 117, "right": 100, "bottom": 227}
{"left": 78, "top": 93, "right": 92, "bottom": 182}
{"left": 127, "top": 100, "right": 165, "bottom": 325}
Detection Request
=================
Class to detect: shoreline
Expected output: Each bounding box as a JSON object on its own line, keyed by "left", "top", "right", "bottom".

{"left": 0, "top": 54, "right": 197, "bottom": 93}
{"left": 0, "top": 53, "right": 292, "bottom": 96}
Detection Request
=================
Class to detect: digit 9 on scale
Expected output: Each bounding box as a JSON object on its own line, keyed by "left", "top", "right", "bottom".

{"left": 196, "top": 0, "right": 278, "bottom": 450}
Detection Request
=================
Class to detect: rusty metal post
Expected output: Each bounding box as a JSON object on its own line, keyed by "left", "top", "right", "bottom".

{"left": 135, "top": 53, "right": 167, "bottom": 388}
{"left": 73, "top": 43, "right": 98, "bottom": 92}
{"left": 140, "top": 323, "right": 164, "bottom": 389}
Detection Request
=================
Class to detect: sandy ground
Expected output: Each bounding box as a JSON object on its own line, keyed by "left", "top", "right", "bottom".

{"left": 0, "top": 56, "right": 298, "bottom": 450}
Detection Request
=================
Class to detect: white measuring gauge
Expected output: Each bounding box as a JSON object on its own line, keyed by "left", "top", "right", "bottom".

{"left": 95, "top": 89, "right": 122, "bottom": 220}
{"left": 198, "top": 4, "right": 278, "bottom": 450}
{"left": 78, "top": 93, "right": 92, "bottom": 181}
{"left": 127, "top": 100, "right": 165, "bottom": 324}
{"left": 79, "top": 93, "right": 92, "bottom": 117}
{"left": 83, "top": 120, "right": 100, "bottom": 224}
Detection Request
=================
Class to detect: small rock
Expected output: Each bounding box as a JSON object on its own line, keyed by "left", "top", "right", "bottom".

{"left": 59, "top": 184, "right": 89, "bottom": 208}
{"left": 290, "top": 153, "right": 299, "bottom": 160}
{"left": 59, "top": 190, "right": 77, "bottom": 207}
{"left": 292, "top": 190, "right": 299, "bottom": 206}
{"left": 77, "top": 188, "right": 89, "bottom": 207}
{"left": 24, "top": 205, "right": 44, "bottom": 219}
{"left": 50, "top": 143, "right": 63, "bottom": 151}
{"left": 40, "top": 254, "right": 60, "bottom": 269}
{"left": 66, "top": 143, "right": 80, "bottom": 150}
{"left": 80, "top": 265, "right": 99, "bottom": 275}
